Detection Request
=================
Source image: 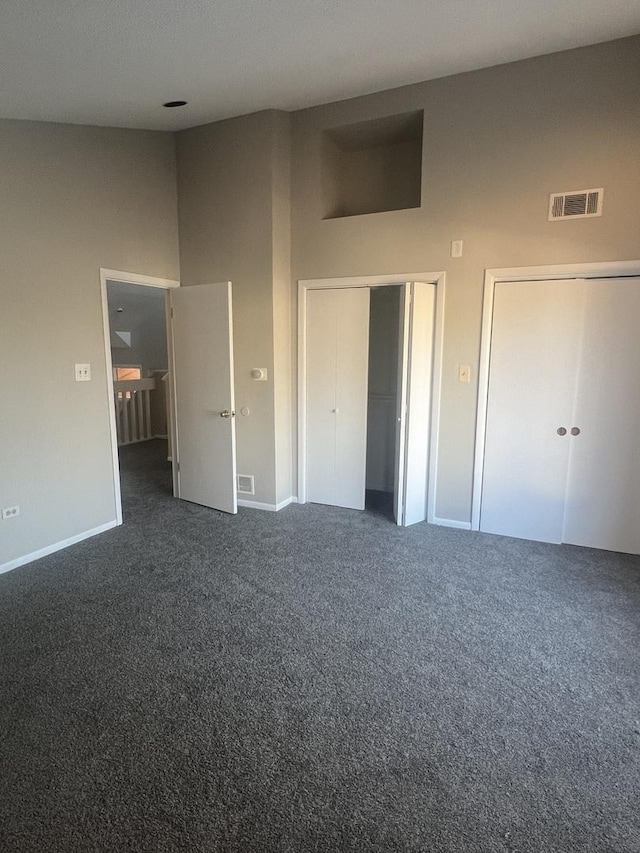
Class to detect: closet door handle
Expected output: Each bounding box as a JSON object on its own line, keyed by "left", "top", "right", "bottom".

{"left": 571, "top": 427, "right": 580, "bottom": 436}
{"left": 556, "top": 427, "right": 567, "bottom": 436}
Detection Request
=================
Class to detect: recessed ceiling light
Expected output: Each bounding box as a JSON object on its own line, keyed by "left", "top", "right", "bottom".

{"left": 163, "top": 100, "right": 188, "bottom": 108}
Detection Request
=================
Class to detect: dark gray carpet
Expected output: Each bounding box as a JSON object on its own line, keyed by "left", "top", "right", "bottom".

{"left": 1, "top": 439, "right": 639, "bottom": 852}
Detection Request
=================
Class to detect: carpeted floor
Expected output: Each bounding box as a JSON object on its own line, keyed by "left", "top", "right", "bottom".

{"left": 1, "top": 439, "right": 639, "bottom": 852}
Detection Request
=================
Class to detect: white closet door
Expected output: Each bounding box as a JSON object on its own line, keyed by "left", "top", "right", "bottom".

{"left": 306, "top": 288, "right": 370, "bottom": 509}
{"left": 393, "top": 284, "right": 411, "bottom": 524}
{"left": 394, "top": 282, "right": 436, "bottom": 526}
{"left": 563, "top": 278, "right": 640, "bottom": 554}
{"left": 480, "top": 280, "right": 585, "bottom": 543}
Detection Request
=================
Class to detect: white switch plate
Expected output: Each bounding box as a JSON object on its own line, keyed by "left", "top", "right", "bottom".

{"left": 451, "top": 240, "right": 463, "bottom": 258}
{"left": 458, "top": 365, "right": 471, "bottom": 384}
{"left": 2, "top": 505, "right": 20, "bottom": 520}
{"left": 75, "top": 363, "right": 91, "bottom": 382}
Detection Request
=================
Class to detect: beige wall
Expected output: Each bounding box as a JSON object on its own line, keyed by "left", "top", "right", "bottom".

{"left": 176, "top": 110, "right": 293, "bottom": 506}
{"left": 271, "top": 112, "right": 293, "bottom": 505}
{"left": 0, "top": 120, "right": 179, "bottom": 566}
{"left": 324, "top": 138, "right": 422, "bottom": 219}
{"left": 291, "top": 36, "right": 640, "bottom": 521}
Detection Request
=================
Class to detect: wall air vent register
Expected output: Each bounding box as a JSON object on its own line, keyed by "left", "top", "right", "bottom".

{"left": 548, "top": 188, "right": 603, "bottom": 221}
{"left": 237, "top": 474, "right": 255, "bottom": 495}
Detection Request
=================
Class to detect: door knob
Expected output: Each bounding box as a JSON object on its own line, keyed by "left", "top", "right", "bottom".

{"left": 220, "top": 410, "right": 235, "bottom": 418}
{"left": 556, "top": 427, "right": 567, "bottom": 436}
{"left": 570, "top": 427, "right": 580, "bottom": 436}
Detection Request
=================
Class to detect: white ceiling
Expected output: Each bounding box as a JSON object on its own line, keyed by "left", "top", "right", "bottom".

{"left": 2, "top": 0, "right": 639, "bottom": 132}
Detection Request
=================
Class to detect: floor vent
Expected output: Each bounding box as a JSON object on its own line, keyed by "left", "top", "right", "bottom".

{"left": 237, "top": 474, "right": 255, "bottom": 495}
{"left": 549, "top": 188, "right": 603, "bottom": 221}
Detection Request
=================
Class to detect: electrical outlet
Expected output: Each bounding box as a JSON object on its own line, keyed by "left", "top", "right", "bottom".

{"left": 2, "top": 505, "right": 20, "bottom": 520}
{"left": 75, "top": 363, "right": 91, "bottom": 382}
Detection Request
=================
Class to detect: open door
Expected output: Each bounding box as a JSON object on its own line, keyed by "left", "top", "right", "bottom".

{"left": 170, "top": 282, "right": 237, "bottom": 514}
{"left": 394, "top": 282, "right": 436, "bottom": 526}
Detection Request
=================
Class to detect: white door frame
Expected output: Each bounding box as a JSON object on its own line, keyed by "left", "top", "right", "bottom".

{"left": 297, "top": 271, "right": 446, "bottom": 522}
{"left": 100, "top": 268, "right": 180, "bottom": 525}
{"left": 471, "top": 259, "right": 640, "bottom": 531}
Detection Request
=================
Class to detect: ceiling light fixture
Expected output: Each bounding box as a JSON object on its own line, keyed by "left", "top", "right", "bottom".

{"left": 163, "top": 100, "right": 188, "bottom": 108}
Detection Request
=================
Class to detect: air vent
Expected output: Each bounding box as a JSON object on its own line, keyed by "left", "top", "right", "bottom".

{"left": 548, "top": 188, "right": 603, "bottom": 221}
{"left": 237, "top": 474, "right": 255, "bottom": 495}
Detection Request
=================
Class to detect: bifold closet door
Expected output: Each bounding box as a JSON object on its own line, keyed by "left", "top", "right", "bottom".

{"left": 480, "top": 280, "right": 584, "bottom": 543}
{"left": 306, "top": 288, "right": 370, "bottom": 509}
{"left": 394, "top": 282, "right": 436, "bottom": 527}
{"left": 562, "top": 278, "right": 640, "bottom": 554}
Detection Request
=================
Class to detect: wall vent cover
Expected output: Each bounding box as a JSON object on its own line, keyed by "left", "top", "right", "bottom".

{"left": 548, "top": 188, "right": 603, "bottom": 221}
{"left": 237, "top": 474, "right": 255, "bottom": 495}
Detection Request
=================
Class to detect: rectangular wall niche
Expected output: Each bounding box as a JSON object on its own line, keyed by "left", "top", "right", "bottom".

{"left": 322, "top": 111, "right": 423, "bottom": 219}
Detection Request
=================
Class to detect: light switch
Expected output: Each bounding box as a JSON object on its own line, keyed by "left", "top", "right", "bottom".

{"left": 75, "top": 363, "right": 91, "bottom": 382}
{"left": 458, "top": 365, "right": 471, "bottom": 384}
{"left": 451, "top": 240, "right": 463, "bottom": 258}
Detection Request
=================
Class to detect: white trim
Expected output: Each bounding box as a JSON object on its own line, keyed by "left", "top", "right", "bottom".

{"left": 237, "top": 496, "right": 297, "bottom": 512}
{"left": 471, "top": 259, "right": 640, "bottom": 531}
{"left": 100, "top": 269, "right": 180, "bottom": 289}
{"left": 100, "top": 268, "right": 180, "bottom": 525}
{"left": 297, "top": 272, "right": 446, "bottom": 521}
{"left": 426, "top": 277, "right": 446, "bottom": 525}
{"left": 0, "top": 520, "right": 118, "bottom": 575}
{"left": 431, "top": 517, "right": 472, "bottom": 531}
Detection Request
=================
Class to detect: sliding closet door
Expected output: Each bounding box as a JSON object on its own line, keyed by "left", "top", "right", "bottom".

{"left": 562, "top": 278, "right": 640, "bottom": 554}
{"left": 394, "top": 282, "right": 436, "bottom": 526}
{"left": 480, "top": 280, "right": 584, "bottom": 543}
{"left": 306, "top": 288, "right": 370, "bottom": 509}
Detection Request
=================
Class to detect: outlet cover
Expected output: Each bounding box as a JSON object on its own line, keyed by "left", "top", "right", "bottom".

{"left": 75, "top": 363, "right": 91, "bottom": 382}
{"left": 2, "top": 505, "right": 20, "bottom": 519}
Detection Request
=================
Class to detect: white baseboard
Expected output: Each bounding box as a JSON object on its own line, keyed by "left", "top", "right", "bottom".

{"left": 430, "top": 516, "right": 472, "bottom": 531}
{"left": 0, "top": 520, "right": 120, "bottom": 575}
{"left": 237, "top": 496, "right": 298, "bottom": 513}
{"left": 276, "top": 496, "right": 298, "bottom": 511}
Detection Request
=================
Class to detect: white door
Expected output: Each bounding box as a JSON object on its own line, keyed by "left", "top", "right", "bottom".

{"left": 562, "top": 278, "right": 640, "bottom": 553}
{"left": 306, "top": 288, "right": 370, "bottom": 509}
{"left": 480, "top": 280, "right": 584, "bottom": 543}
{"left": 394, "top": 282, "right": 436, "bottom": 526}
{"left": 170, "top": 282, "right": 237, "bottom": 514}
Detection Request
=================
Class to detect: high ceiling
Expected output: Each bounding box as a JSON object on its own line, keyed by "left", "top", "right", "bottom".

{"left": 1, "top": 1, "right": 639, "bottom": 132}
